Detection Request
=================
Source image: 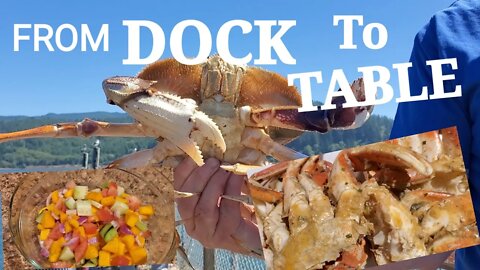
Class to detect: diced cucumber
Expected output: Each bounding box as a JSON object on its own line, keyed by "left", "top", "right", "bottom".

{"left": 65, "top": 197, "right": 76, "bottom": 210}
{"left": 83, "top": 262, "right": 97, "bottom": 267}
{"left": 90, "top": 188, "right": 101, "bottom": 193}
{"left": 90, "top": 257, "right": 98, "bottom": 264}
{"left": 73, "top": 185, "right": 89, "bottom": 200}
{"left": 100, "top": 224, "right": 112, "bottom": 239}
{"left": 135, "top": 220, "right": 148, "bottom": 232}
{"left": 117, "top": 186, "right": 125, "bottom": 196}
{"left": 66, "top": 209, "right": 77, "bottom": 216}
{"left": 76, "top": 200, "right": 92, "bottom": 216}
{"left": 100, "top": 182, "right": 109, "bottom": 189}
{"left": 104, "top": 227, "right": 118, "bottom": 242}
{"left": 89, "top": 199, "right": 103, "bottom": 209}
{"left": 35, "top": 212, "right": 45, "bottom": 223}
{"left": 59, "top": 246, "right": 75, "bottom": 261}
{"left": 100, "top": 223, "right": 118, "bottom": 242}
{"left": 111, "top": 201, "right": 129, "bottom": 217}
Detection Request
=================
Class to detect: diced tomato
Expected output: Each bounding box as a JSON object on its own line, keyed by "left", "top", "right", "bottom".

{"left": 142, "top": 230, "right": 152, "bottom": 238}
{"left": 83, "top": 222, "right": 97, "bottom": 235}
{"left": 101, "top": 188, "right": 109, "bottom": 197}
{"left": 74, "top": 236, "right": 88, "bottom": 263}
{"left": 55, "top": 198, "right": 66, "bottom": 212}
{"left": 43, "top": 238, "right": 54, "bottom": 249}
{"left": 114, "top": 216, "right": 126, "bottom": 227}
{"left": 51, "top": 261, "right": 72, "bottom": 268}
{"left": 111, "top": 255, "right": 130, "bottom": 266}
{"left": 107, "top": 182, "right": 118, "bottom": 197}
{"left": 48, "top": 223, "right": 63, "bottom": 240}
{"left": 97, "top": 207, "right": 114, "bottom": 222}
{"left": 127, "top": 195, "right": 141, "bottom": 210}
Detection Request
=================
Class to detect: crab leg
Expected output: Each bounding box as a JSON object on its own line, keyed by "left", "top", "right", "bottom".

{"left": 245, "top": 78, "right": 373, "bottom": 133}
{"left": 0, "top": 119, "right": 151, "bottom": 143}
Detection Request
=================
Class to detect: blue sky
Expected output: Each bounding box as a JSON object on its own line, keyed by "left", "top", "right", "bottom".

{"left": 0, "top": 0, "right": 454, "bottom": 118}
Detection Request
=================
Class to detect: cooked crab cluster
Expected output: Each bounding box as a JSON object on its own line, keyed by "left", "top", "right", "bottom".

{"left": 249, "top": 127, "right": 479, "bottom": 270}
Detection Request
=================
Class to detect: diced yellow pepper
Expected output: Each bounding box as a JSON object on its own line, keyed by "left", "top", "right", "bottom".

{"left": 64, "top": 188, "right": 73, "bottom": 198}
{"left": 85, "top": 245, "right": 99, "bottom": 259}
{"left": 52, "top": 207, "right": 62, "bottom": 217}
{"left": 40, "top": 229, "right": 50, "bottom": 241}
{"left": 137, "top": 235, "right": 145, "bottom": 247}
{"left": 138, "top": 205, "right": 154, "bottom": 216}
{"left": 51, "top": 190, "right": 59, "bottom": 203}
{"left": 65, "top": 222, "right": 72, "bottom": 233}
{"left": 131, "top": 227, "right": 141, "bottom": 236}
{"left": 60, "top": 213, "right": 67, "bottom": 223}
{"left": 98, "top": 251, "right": 111, "bottom": 267}
{"left": 77, "top": 226, "right": 86, "bottom": 237}
{"left": 121, "top": 235, "right": 135, "bottom": 250}
{"left": 69, "top": 217, "right": 79, "bottom": 229}
{"left": 121, "top": 192, "right": 130, "bottom": 199}
{"left": 101, "top": 196, "right": 115, "bottom": 207}
{"left": 125, "top": 212, "right": 139, "bottom": 228}
{"left": 129, "top": 247, "right": 147, "bottom": 265}
{"left": 86, "top": 192, "right": 103, "bottom": 202}
{"left": 37, "top": 224, "right": 44, "bottom": 230}
{"left": 102, "top": 236, "right": 120, "bottom": 253}
{"left": 48, "top": 238, "right": 64, "bottom": 263}
{"left": 41, "top": 211, "right": 55, "bottom": 229}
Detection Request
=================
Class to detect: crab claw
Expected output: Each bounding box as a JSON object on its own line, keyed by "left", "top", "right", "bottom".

{"left": 249, "top": 78, "right": 373, "bottom": 133}
{"left": 103, "top": 76, "right": 226, "bottom": 166}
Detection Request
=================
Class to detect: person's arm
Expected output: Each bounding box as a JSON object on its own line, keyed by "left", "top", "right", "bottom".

{"left": 174, "top": 158, "right": 263, "bottom": 256}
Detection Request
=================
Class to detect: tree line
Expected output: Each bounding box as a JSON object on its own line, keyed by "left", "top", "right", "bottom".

{"left": 0, "top": 112, "right": 392, "bottom": 168}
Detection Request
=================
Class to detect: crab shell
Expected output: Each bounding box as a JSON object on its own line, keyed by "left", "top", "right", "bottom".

{"left": 103, "top": 55, "right": 372, "bottom": 167}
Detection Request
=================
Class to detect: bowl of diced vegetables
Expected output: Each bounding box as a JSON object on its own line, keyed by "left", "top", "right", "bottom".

{"left": 9, "top": 167, "right": 176, "bottom": 269}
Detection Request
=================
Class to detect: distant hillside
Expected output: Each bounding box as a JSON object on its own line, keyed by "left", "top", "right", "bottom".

{"left": 0, "top": 112, "right": 392, "bottom": 168}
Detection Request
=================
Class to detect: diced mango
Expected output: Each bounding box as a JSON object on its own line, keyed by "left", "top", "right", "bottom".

{"left": 77, "top": 226, "right": 86, "bottom": 237}
{"left": 41, "top": 211, "right": 55, "bottom": 229}
{"left": 98, "top": 251, "right": 111, "bottom": 267}
{"left": 129, "top": 247, "right": 147, "bottom": 265}
{"left": 48, "top": 238, "right": 64, "bottom": 263}
{"left": 65, "top": 222, "right": 72, "bottom": 233}
{"left": 116, "top": 241, "right": 126, "bottom": 256}
{"left": 121, "top": 235, "right": 135, "bottom": 250}
{"left": 85, "top": 245, "right": 99, "bottom": 260}
{"left": 86, "top": 192, "right": 103, "bottom": 202}
{"left": 37, "top": 224, "right": 44, "bottom": 230}
{"left": 101, "top": 196, "right": 115, "bottom": 207}
{"left": 40, "top": 229, "right": 50, "bottom": 241}
{"left": 115, "top": 197, "right": 127, "bottom": 204}
{"left": 131, "top": 227, "right": 141, "bottom": 236}
{"left": 51, "top": 190, "right": 59, "bottom": 203}
{"left": 121, "top": 192, "right": 130, "bottom": 199}
{"left": 69, "top": 217, "right": 79, "bottom": 228}
{"left": 138, "top": 205, "right": 154, "bottom": 216}
{"left": 64, "top": 188, "right": 73, "bottom": 198}
{"left": 60, "top": 213, "right": 67, "bottom": 223}
{"left": 103, "top": 236, "right": 120, "bottom": 253}
{"left": 125, "top": 212, "right": 139, "bottom": 228}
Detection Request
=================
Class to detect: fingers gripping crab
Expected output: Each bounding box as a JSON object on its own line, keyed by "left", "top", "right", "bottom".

{"left": 0, "top": 55, "right": 372, "bottom": 173}
{"left": 249, "top": 129, "right": 479, "bottom": 269}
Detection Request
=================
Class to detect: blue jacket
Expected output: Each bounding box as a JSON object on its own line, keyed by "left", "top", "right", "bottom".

{"left": 390, "top": 0, "right": 480, "bottom": 269}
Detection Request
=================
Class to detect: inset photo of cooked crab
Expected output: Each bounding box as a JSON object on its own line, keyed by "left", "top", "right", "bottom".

{"left": 248, "top": 127, "right": 480, "bottom": 270}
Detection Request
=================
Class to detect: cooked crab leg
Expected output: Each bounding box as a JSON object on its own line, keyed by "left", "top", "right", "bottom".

{"left": 0, "top": 119, "right": 150, "bottom": 143}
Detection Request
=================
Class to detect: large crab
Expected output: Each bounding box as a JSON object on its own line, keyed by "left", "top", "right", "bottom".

{"left": 0, "top": 55, "right": 372, "bottom": 173}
